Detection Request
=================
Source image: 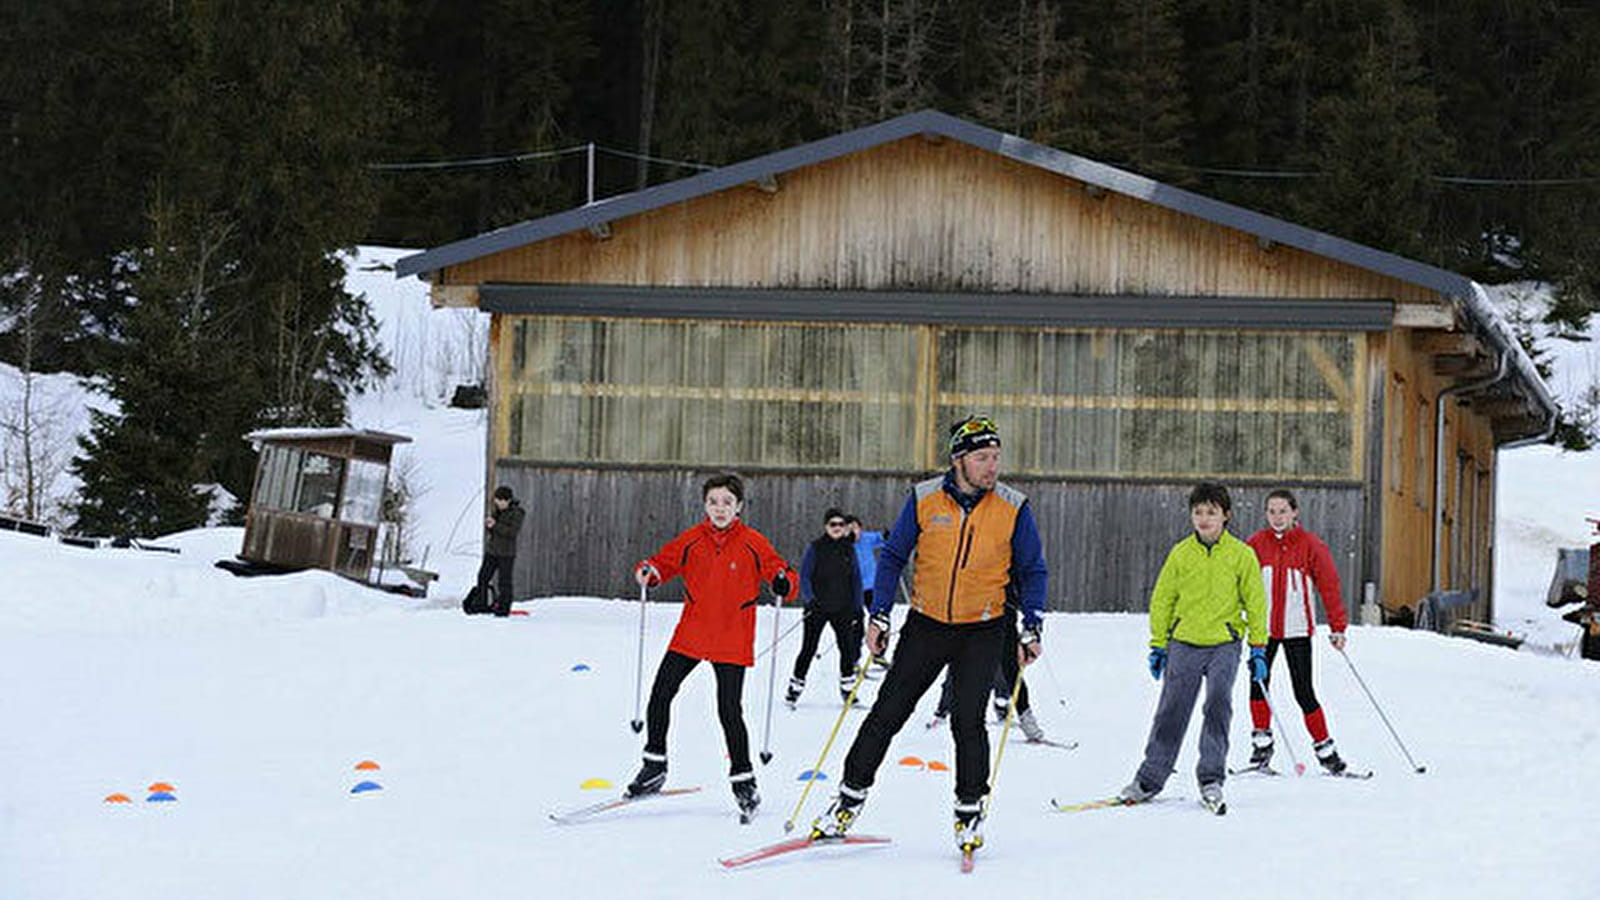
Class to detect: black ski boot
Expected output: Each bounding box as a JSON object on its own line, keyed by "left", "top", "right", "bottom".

{"left": 731, "top": 773, "right": 760, "bottom": 822}
{"left": 953, "top": 799, "right": 985, "bottom": 852}
{"left": 1314, "top": 739, "right": 1347, "bottom": 775}
{"left": 784, "top": 677, "right": 803, "bottom": 709}
{"left": 1249, "top": 729, "right": 1274, "bottom": 768}
{"left": 626, "top": 755, "right": 667, "bottom": 797}
{"left": 811, "top": 785, "right": 867, "bottom": 839}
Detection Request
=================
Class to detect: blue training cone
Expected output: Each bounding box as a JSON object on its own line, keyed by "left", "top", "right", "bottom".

{"left": 146, "top": 792, "right": 178, "bottom": 803}
{"left": 571, "top": 663, "right": 591, "bottom": 672}
{"left": 796, "top": 769, "right": 828, "bottom": 781}
{"left": 350, "top": 781, "right": 383, "bottom": 795}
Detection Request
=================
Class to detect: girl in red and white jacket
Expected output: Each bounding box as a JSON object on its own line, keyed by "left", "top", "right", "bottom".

{"left": 625, "top": 472, "right": 795, "bottom": 821}
{"left": 1244, "top": 489, "right": 1351, "bottom": 774}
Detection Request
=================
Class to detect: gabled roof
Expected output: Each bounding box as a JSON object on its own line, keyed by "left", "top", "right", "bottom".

{"left": 394, "top": 109, "right": 1474, "bottom": 299}
{"left": 393, "top": 109, "right": 1556, "bottom": 431}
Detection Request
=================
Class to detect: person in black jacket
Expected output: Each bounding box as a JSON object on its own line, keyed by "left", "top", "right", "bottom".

{"left": 478, "top": 485, "right": 526, "bottom": 616}
{"left": 786, "top": 508, "right": 865, "bottom": 706}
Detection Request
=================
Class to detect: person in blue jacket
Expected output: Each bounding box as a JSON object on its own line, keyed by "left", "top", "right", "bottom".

{"left": 847, "top": 514, "right": 892, "bottom": 671}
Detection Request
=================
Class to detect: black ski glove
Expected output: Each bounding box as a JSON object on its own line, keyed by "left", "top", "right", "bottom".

{"left": 771, "top": 571, "right": 791, "bottom": 598}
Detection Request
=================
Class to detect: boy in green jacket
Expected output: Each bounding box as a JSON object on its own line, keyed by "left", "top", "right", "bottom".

{"left": 1118, "top": 482, "right": 1268, "bottom": 814}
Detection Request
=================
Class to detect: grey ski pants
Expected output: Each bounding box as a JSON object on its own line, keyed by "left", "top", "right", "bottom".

{"left": 1136, "top": 640, "right": 1240, "bottom": 791}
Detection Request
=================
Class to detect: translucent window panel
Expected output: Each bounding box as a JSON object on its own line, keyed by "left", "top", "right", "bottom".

{"left": 339, "top": 459, "right": 388, "bottom": 525}
{"left": 294, "top": 453, "right": 345, "bottom": 518}
{"left": 253, "top": 445, "right": 304, "bottom": 512}
{"left": 937, "top": 328, "right": 1361, "bottom": 479}
{"left": 508, "top": 318, "right": 922, "bottom": 470}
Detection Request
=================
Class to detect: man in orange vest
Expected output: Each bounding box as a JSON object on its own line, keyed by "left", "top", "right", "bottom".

{"left": 810, "top": 415, "right": 1049, "bottom": 857}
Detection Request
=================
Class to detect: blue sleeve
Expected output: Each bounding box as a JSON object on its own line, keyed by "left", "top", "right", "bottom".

{"left": 1010, "top": 502, "right": 1049, "bottom": 631}
{"left": 870, "top": 493, "right": 921, "bottom": 617}
{"left": 799, "top": 544, "right": 817, "bottom": 604}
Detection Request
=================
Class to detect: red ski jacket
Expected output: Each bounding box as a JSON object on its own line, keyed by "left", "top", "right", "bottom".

{"left": 640, "top": 518, "right": 794, "bottom": 666}
{"left": 1245, "top": 525, "right": 1348, "bottom": 639}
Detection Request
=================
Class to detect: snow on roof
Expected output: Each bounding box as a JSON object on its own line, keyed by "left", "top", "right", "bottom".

{"left": 245, "top": 427, "right": 412, "bottom": 446}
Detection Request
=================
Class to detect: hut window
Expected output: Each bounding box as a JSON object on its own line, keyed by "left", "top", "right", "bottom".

{"left": 339, "top": 459, "right": 388, "bottom": 525}
{"left": 294, "top": 453, "right": 345, "bottom": 518}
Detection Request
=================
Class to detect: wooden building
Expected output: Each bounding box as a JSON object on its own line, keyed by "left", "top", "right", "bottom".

{"left": 395, "top": 110, "right": 1556, "bottom": 621}
{"left": 237, "top": 428, "right": 411, "bottom": 581}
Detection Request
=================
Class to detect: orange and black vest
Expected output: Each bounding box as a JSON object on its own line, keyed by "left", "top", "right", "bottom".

{"left": 908, "top": 476, "right": 1027, "bottom": 624}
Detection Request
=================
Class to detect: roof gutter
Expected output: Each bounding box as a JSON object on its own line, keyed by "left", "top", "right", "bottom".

{"left": 1464, "top": 282, "right": 1561, "bottom": 440}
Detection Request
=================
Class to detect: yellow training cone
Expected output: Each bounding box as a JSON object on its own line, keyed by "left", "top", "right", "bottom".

{"left": 580, "top": 778, "right": 613, "bottom": 790}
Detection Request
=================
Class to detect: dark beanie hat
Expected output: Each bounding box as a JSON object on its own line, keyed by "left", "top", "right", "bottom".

{"left": 947, "top": 415, "right": 1001, "bottom": 459}
{"left": 493, "top": 485, "right": 514, "bottom": 501}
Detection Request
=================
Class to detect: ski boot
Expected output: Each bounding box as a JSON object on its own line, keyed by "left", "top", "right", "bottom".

{"left": 839, "top": 676, "right": 861, "bottom": 707}
{"left": 992, "top": 698, "right": 1011, "bottom": 724}
{"left": 810, "top": 786, "right": 867, "bottom": 839}
{"left": 731, "top": 773, "right": 760, "bottom": 823}
{"left": 784, "top": 677, "right": 803, "bottom": 709}
{"left": 1248, "top": 729, "right": 1274, "bottom": 769}
{"left": 626, "top": 754, "right": 667, "bottom": 798}
{"left": 1199, "top": 781, "right": 1227, "bottom": 815}
{"left": 1017, "top": 708, "right": 1046, "bottom": 742}
{"left": 1117, "top": 778, "right": 1158, "bottom": 805}
{"left": 1314, "top": 739, "right": 1347, "bottom": 775}
{"left": 953, "top": 800, "right": 985, "bottom": 853}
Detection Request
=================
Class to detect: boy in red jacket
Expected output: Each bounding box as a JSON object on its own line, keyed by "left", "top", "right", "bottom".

{"left": 627, "top": 473, "right": 796, "bottom": 821}
{"left": 1244, "top": 489, "right": 1351, "bottom": 774}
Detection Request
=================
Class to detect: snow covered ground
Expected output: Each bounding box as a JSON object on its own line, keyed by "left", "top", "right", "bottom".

{"left": 2, "top": 524, "right": 1598, "bottom": 899}
{"left": 2, "top": 253, "right": 1599, "bottom": 898}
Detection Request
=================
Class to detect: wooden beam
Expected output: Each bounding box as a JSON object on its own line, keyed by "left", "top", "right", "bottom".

{"left": 429, "top": 284, "right": 479, "bottom": 309}
{"left": 1394, "top": 303, "right": 1455, "bottom": 329}
{"left": 1434, "top": 355, "right": 1498, "bottom": 380}
{"left": 1416, "top": 332, "right": 1484, "bottom": 357}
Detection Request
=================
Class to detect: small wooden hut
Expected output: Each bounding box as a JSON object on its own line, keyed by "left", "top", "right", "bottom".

{"left": 237, "top": 428, "right": 411, "bottom": 581}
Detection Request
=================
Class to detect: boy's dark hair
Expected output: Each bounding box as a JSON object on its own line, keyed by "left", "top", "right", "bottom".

{"left": 823, "top": 506, "right": 846, "bottom": 523}
{"left": 1265, "top": 488, "right": 1298, "bottom": 510}
{"left": 702, "top": 472, "right": 745, "bottom": 502}
{"left": 843, "top": 514, "right": 861, "bottom": 526}
{"left": 493, "top": 485, "right": 514, "bottom": 501}
{"left": 1187, "top": 482, "right": 1232, "bottom": 516}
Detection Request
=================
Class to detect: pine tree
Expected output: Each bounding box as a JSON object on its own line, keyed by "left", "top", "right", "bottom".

{"left": 1073, "top": 0, "right": 1189, "bottom": 179}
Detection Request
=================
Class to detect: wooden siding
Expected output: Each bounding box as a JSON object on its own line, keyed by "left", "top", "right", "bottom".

{"left": 1380, "top": 327, "right": 1500, "bottom": 615}
{"left": 444, "top": 137, "right": 1441, "bottom": 308}
{"left": 494, "top": 463, "right": 1363, "bottom": 617}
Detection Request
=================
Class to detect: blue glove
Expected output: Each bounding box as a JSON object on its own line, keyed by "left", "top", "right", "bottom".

{"left": 1148, "top": 647, "right": 1167, "bottom": 681}
{"left": 1249, "top": 646, "right": 1268, "bottom": 683}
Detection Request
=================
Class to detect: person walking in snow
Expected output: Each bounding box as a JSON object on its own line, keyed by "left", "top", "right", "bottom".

{"left": 846, "top": 515, "right": 892, "bottom": 672}
{"left": 1244, "top": 489, "right": 1352, "bottom": 774}
{"left": 812, "top": 415, "right": 1048, "bottom": 855}
{"left": 1118, "top": 482, "right": 1267, "bottom": 814}
{"left": 785, "top": 508, "right": 865, "bottom": 707}
{"left": 626, "top": 472, "right": 796, "bottom": 822}
{"left": 477, "top": 485, "right": 525, "bottom": 616}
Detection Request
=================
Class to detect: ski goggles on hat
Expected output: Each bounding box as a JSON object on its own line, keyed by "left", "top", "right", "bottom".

{"left": 948, "top": 415, "right": 1001, "bottom": 458}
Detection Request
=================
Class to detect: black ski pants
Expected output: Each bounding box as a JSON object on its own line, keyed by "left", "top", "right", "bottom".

{"left": 791, "top": 607, "right": 862, "bottom": 683}
{"left": 475, "top": 554, "right": 515, "bottom": 615}
{"left": 842, "top": 611, "right": 1006, "bottom": 803}
{"left": 934, "top": 606, "right": 1029, "bottom": 715}
{"left": 644, "top": 650, "right": 752, "bottom": 776}
{"left": 1248, "top": 637, "right": 1321, "bottom": 715}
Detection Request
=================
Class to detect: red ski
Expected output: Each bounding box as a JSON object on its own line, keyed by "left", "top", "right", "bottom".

{"left": 718, "top": 833, "right": 892, "bottom": 869}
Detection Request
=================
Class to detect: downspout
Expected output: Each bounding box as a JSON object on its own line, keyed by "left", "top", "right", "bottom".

{"left": 1431, "top": 347, "right": 1508, "bottom": 594}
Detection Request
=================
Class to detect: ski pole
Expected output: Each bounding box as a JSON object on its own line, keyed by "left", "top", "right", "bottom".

{"left": 982, "top": 665, "right": 1029, "bottom": 820}
{"left": 1254, "top": 674, "right": 1305, "bottom": 776}
{"left": 752, "top": 612, "right": 807, "bottom": 663}
{"left": 782, "top": 662, "right": 872, "bottom": 833}
{"left": 758, "top": 593, "right": 784, "bottom": 765}
{"left": 1338, "top": 647, "right": 1427, "bottom": 773}
{"left": 629, "top": 582, "right": 648, "bottom": 734}
{"left": 1038, "top": 633, "right": 1069, "bottom": 710}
